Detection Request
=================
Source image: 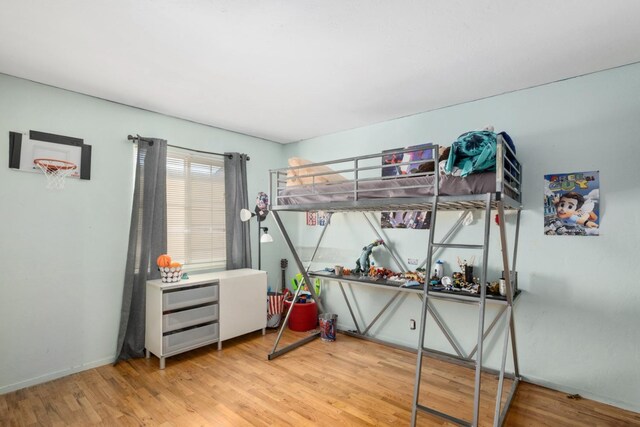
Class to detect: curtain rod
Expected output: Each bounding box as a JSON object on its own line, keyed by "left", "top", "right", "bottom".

{"left": 127, "top": 135, "right": 250, "bottom": 160}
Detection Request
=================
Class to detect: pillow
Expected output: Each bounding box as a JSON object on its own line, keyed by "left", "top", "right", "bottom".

{"left": 287, "top": 157, "right": 347, "bottom": 186}
{"left": 285, "top": 173, "right": 303, "bottom": 186}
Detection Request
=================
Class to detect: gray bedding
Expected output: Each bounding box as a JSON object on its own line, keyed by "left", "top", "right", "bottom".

{"left": 278, "top": 173, "right": 498, "bottom": 205}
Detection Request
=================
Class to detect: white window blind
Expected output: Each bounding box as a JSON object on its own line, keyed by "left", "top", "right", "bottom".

{"left": 167, "top": 147, "right": 226, "bottom": 270}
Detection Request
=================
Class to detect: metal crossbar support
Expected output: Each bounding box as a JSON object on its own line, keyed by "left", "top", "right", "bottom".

{"left": 418, "top": 210, "right": 471, "bottom": 270}
{"left": 468, "top": 305, "right": 507, "bottom": 359}
{"left": 494, "top": 305, "right": 512, "bottom": 422}
{"left": 361, "top": 291, "right": 403, "bottom": 335}
{"left": 338, "top": 282, "right": 362, "bottom": 334}
{"left": 425, "top": 299, "right": 466, "bottom": 358}
{"left": 268, "top": 274, "right": 317, "bottom": 360}
{"left": 268, "top": 210, "right": 326, "bottom": 360}
{"left": 337, "top": 281, "right": 406, "bottom": 337}
{"left": 271, "top": 211, "right": 324, "bottom": 311}
{"left": 363, "top": 212, "right": 408, "bottom": 272}
{"left": 499, "top": 378, "right": 520, "bottom": 425}
{"left": 432, "top": 243, "right": 484, "bottom": 250}
{"left": 306, "top": 213, "right": 331, "bottom": 272}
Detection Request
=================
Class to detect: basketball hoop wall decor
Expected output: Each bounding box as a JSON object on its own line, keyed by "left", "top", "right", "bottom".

{"left": 9, "top": 130, "right": 92, "bottom": 189}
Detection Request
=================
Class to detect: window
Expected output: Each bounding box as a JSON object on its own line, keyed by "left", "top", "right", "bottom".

{"left": 167, "top": 147, "right": 226, "bottom": 270}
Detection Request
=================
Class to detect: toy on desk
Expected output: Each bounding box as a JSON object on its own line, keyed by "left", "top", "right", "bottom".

{"left": 404, "top": 271, "right": 425, "bottom": 283}
{"left": 404, "top": 280, "right": 422, "bottom": 287}
{"left": 368, "top": 266, "right": 396, "bottom": 280}
{"left": 488, "top": 280, "right": 501, "bottom": 295}
{"left": 441, "top": 276, "right": 453, "bottom": 290}
{"left": 429, "top": 271, "right": 440, "bottom": 286}
{"left": 457, "top": 256, "right": 475, "bottom": 284}
{"left": 433, "top": 259, "right": 444, "bottom": 279}
{"left": 353, "top": 239, "right": 384, "bottom": 274}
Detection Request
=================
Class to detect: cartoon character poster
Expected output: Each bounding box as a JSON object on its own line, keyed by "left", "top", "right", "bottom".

{"left": 544, "top": 171, "right": 600, "bottom": 236}
{"left": 381, "top": 144, "right": 433, "bottom": 229}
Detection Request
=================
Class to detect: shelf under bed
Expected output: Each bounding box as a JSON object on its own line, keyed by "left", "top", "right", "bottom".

{"left": 310, "top": 271, "right": 521, "bottom": 305}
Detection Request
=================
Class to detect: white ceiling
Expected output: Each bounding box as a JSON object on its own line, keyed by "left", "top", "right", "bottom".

{"left": 1, "top": 1, "right": 639, "bottom": 143}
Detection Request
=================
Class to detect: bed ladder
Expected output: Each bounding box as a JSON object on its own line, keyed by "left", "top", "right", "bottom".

{"left": 410, "top": 194, "right": 520, "bottom": 427}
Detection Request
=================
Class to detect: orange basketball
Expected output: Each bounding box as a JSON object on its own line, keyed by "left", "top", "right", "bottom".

{"left": 156, "top": 254, "right": 172, "bottom": 268}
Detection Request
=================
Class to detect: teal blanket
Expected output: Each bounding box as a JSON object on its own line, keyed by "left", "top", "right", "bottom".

{"left": 444, "top": 131, "right": 497, "bottom": 177}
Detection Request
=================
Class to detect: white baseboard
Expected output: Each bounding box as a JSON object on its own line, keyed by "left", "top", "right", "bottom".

{"left": 0, "top": 356, "right": 114, "bottom": 395}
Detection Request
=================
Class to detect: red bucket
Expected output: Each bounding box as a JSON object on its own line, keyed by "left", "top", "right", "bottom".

{"left": 283, "top": 299, "right": 318, "bottom": 332}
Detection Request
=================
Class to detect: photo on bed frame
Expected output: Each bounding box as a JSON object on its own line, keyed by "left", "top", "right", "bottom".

{"left": 381, "top": 211, "right": 431, "bottom": 229}
{"left": 381, "top": 144, "right": 433, "bottom": 229}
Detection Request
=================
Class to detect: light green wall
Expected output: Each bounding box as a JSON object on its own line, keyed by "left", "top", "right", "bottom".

{"left": 0, "top": 73, "right": 284, "bottom": 393}
{"left": 283, "top": 63, "right": 640, "bottom": 412}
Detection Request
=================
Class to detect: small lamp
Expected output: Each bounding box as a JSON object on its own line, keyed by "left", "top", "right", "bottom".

{"left": 260, "top": 227, "right": 274, "bottom": 243}
{"left": 240, "top": 204, "right": 273, "bottom": 270}
{"left": 240, "top": 208, "right": 254, "bottom": 222}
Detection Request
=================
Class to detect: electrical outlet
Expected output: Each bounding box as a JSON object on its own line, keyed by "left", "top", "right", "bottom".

{"left": 408, "top": 258, "right": 418, "bottom": 265}
{"left": 409, "top": 319, "right": 416, "bottom": 330}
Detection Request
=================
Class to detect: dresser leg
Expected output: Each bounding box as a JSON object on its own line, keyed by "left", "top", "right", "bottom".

{"left": 159, "top": 357, "right": 165, "bottom": 369}
{"left": 262, "top": 328, "right": 266, "bottom": 336}
{"left": 145, "top": 349, "right": 150, "bottom": 359}
{"left": 218, "top": 341, "right": 222, "bottom": 351}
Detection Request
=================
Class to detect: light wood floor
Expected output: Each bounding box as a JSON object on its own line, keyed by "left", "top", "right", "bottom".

{"left": 2, "top": 330, "right": 639, "bottom": 426}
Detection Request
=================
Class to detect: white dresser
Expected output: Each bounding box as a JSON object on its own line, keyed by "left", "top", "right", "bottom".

{"left": 145, "top": 268, "right": 267, "bottom": 369}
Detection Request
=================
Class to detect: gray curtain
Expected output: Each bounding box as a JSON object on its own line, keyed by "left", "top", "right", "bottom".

{"left": 115, "top": 138, "right": 167, "bottom": 363}
{"left": 225, "top": 152, "right": 252, "bottom": 269}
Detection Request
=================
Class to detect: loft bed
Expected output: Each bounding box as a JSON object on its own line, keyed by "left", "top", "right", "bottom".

{"left": 270, "top": 133, "right": 521, "bottom": 213}
{"left": 266, "top": 133, "right": 522, "bottom": 427}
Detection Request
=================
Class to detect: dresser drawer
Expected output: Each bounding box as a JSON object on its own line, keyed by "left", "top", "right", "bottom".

{"left": 163, "top": 304, "right": 219, "bottom": 333}
{"left": 162, "top": 323, "right": 219, "bottom": 355}
{"left": 163, "top": 284, "right": 218, "bottom": 310}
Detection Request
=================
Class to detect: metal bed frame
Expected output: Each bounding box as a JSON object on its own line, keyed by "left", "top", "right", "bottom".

{"left": 266, "top": 138, "right": 522, "bottom": 427}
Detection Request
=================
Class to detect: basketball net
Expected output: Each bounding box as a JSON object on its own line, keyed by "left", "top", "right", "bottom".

{"left": 34, "top": 158, "right": 77, "bottom": 190}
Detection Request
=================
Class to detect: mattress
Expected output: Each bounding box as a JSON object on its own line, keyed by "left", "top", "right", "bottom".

{"left": 278, "top": 172, "right": 498, "bottom": 205}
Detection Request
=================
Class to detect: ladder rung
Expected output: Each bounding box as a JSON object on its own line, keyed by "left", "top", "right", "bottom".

{"left": 432, "top": 243, "right": 484, "bottom": 249}
{"left": 415, "top": 403, "right": 472, "bottom": 426}
{"left": 421, "top": 347, "right": 476, "bottom": 369}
